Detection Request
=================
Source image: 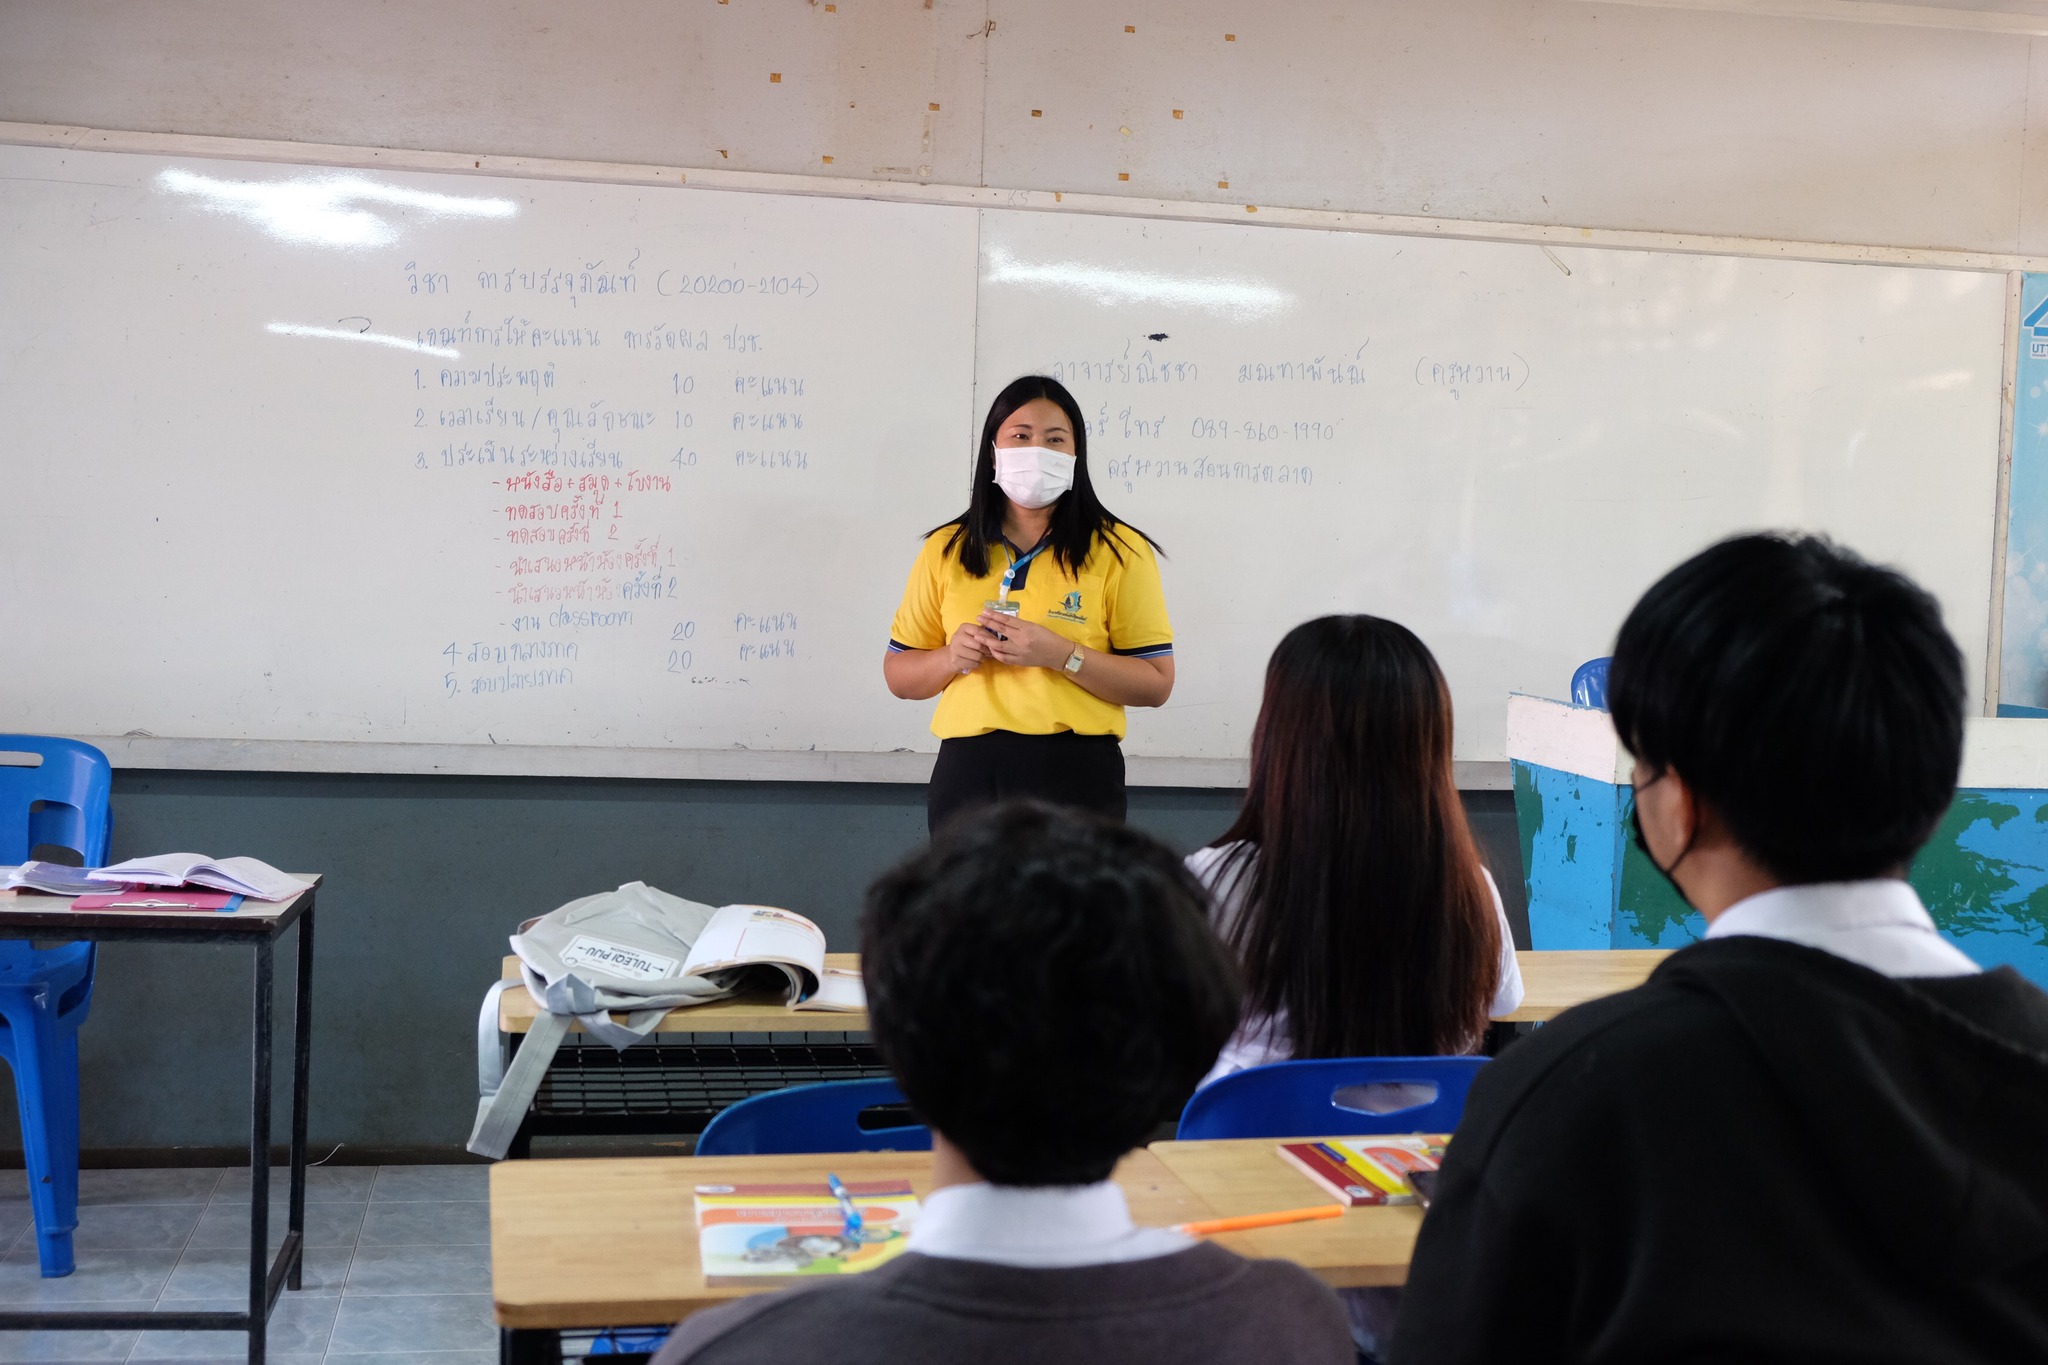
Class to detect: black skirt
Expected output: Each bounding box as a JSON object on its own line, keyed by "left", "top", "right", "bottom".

{"left": 926, "top": 730, "right": 1127, "bottom": 836}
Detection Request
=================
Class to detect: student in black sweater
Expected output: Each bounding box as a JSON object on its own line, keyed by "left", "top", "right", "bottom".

{"left": 655, "top": 802, "right": 1352, "bottom": 1365}
{"left": 1391, "top": 533, "right": 2048, "bottom": 1365}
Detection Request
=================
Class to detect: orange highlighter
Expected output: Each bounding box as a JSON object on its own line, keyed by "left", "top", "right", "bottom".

{"left": 1175, "top": 1204, "right": 1345, "bottom": 1237}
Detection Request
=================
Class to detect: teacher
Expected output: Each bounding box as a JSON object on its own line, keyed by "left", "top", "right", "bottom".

{"left": 885, "top": 375, "right": 1175, "bottom": 834}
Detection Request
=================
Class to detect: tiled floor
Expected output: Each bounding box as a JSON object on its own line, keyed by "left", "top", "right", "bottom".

{"left": 0, "top": 1165, "right": 495, "bottom": 1365}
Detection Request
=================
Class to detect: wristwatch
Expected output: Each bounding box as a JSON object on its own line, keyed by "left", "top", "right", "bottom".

{"left": 1063, "top": 646, "right": 1085, "bottom": 675}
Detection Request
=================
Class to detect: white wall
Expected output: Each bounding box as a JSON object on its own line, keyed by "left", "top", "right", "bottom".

{"left": 3, "top": 0, "right": 2044, "bottom": 254}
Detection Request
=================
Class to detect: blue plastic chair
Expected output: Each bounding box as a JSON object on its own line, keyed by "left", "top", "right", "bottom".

{"left": 1176, "top": 1057, "right": 1489, "bottom": 1140}
{"left": 0, "top": 735, "right": 111, "bottom": 1277}
{"left": 695, "top": 1079, "right": 930, "bottom": 1156}
{"left": 586, "top": 1328, "right": 671, "bottom": 1357}
{"left": 1570, "top": 657, "right": 1612, "bottom": 710}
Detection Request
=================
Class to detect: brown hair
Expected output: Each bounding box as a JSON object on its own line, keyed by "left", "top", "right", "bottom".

{"left": 1212, "top": 615, "right": 1501, "bottom": 1058}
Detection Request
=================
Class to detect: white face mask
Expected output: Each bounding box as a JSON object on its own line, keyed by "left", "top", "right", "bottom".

{"left": 993, "top": 446, "right": 1077, "bottom": 510}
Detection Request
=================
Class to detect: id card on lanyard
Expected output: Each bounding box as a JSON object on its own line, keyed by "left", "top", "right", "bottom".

{"left": 984, "top": 540, "right": 1047, "bottom": 628}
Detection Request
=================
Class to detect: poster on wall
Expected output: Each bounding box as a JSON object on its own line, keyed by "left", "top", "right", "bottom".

{"left": 2003, "top": 273, "right": 2048, "bottom": 716}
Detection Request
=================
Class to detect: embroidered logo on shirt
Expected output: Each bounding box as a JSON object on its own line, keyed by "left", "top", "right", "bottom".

{"left": 1048, "top": 591, "right": 1087, "bottom": 623}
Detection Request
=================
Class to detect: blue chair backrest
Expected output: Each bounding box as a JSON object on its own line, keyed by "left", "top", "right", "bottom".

{"left": 695, "top": 1079, "right": 931, "bottom": 1157}
{"left": 586, "top": 1328, "right": 671, "bottom": 1356}
{"left": 1177, "top": 1056, "right": 1489, "bottom": 1140}
{"left": 1570, "top": 657, "right": 1612, "bottom": 711}
{"left": 0, "top": 736, "right": 112, "bottom": 866}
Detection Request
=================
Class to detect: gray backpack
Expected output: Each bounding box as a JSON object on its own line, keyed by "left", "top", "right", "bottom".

{"left": 467, "top": 881, "right": 742, "bottom": 1158}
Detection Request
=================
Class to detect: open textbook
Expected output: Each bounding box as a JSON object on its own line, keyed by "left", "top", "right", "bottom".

{"left": 803, "top": 964, "right": 866, "bottom": 1012}
{"left": 662, "top": 904, "right": 862, "bottom": 1012}
{"left": 86, "top": 854, "right": 312, "bottom": 902}
{"left": 542, "top": 900, "right": 862, "bottom": 1012}
{"left": 1, "top": 862, "right": 109, "bottom": 896}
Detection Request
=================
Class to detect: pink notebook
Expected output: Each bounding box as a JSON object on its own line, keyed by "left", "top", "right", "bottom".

{"left": 69, "top": 892, "right": 244, "bottom": 912}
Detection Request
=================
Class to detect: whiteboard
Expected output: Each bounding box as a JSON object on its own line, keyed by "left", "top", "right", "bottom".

{"left": 976, "top": 212, "right": 2006, "bottom": 764}
{"left": 0, "top": 145, "right": 979, "bottom": 762}
{"left": 0, "top": 143, "right": 2009, "bottom": 777}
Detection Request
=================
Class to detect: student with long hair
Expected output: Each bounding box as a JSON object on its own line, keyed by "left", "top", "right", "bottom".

{"left": 1190, "top": 614, "right": 1524, "bottom": 1087}
{"left": 885, "top": 375, "right": 1175, "bottom": 834}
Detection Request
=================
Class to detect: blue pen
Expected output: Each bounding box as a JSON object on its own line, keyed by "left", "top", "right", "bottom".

{"left": 825, "top": 1171, "right": 861, "bottom": 1237}
{"left": 825, "top": 1172, "right": 890, "bottom": 1243}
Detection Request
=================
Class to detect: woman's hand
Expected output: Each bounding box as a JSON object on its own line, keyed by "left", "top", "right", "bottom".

{"left": 889, "top": 612, "right": 1173, "bottom": 707}
{"left": 882, "top": 623, "right": 1001, "bottom": 700}
{"left": 948, "top": 621, "right": 997, "bottom": 674}
{"left": 977, "top": 609, "right": 1075, "bottom": 670}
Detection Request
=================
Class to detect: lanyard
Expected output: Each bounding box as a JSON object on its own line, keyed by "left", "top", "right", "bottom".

{"left": 998, "top": 539, "right": 1049, "bottom": 605}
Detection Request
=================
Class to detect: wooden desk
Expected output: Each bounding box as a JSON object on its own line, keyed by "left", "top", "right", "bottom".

{"left": 495, "top": 948, "right": 1662, "bottom": 1034}
{"left": 1504, "top": 948, "right": 1668, "bottom": 1021}
{"left": 485, "top": 946, "right": 1659, "bottom": 1158}
{"left": 489, "top": 1149, "right": 1213, "bottom": 1336}
{"left": 1149, "top": 1138, "right": 1423, "bottom": 1288}
{"left": 497, "top": 953, "right": 868, "bottom": 1034}
{"left": 0, "top": 879, "right": 318, "bottom": 937}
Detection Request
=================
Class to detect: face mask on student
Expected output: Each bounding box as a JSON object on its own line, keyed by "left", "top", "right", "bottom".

{"left": 993, "top": 447, "right": 1076, "bottom": 510}
{"left": 1630, "top": 771, "right": 1697, "bottom": 907}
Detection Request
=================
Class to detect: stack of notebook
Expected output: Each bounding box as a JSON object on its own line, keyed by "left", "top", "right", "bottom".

{"left": 1275, "top": 1135, "right": 1448, "bottom": 1206}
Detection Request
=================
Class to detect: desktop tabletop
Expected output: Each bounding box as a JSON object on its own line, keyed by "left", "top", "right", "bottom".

{"left": 491, "top": 947, "right": 1671, "bottom": 1035}
{"left": 487, "top": 1133, "right": 1458, "bottom": 1331}
{"left": 1147, "top": 1138, "right": 1426, "bottom": 1288}
{"left": 0, "top": 875, "right": 322, "bottom": 937}
{"left": 1498, "top": 948, "right": 1669, "bottom": 1021}
{"left": 488, "top": 1148, "right": 1211, "bottom": 1329}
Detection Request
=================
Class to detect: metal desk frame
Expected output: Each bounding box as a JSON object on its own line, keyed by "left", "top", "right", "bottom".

{"left": 0, "top": 884, "right": 318, "bottom": 1365}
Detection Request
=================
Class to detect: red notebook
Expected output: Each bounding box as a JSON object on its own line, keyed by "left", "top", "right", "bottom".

{"left": 1277, "top": 1142, "right": 1393, "bottom": 1206}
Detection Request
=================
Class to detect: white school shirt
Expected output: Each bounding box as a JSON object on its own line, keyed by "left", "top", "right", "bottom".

{"left": 1703, "top": 879, "right": 1978, "bottom": 978}
{"left": 1187, "top": 842, "right": 1527, "bottom": 1088}
{"left": 906, "top": 1180, "right": 1193, "bottom": 1267}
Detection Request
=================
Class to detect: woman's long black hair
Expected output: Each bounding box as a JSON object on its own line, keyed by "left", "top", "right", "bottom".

{"left": 937, "top": 375, "right": 1158, "bottom": 577}
{"left": 1212, "top": 615, "right": 1502, "bottom": 1058}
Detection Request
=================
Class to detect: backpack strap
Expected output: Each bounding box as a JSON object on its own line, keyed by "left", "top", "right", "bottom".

{"left": 467, "top": 1006, "right": 570, "bottom": 1160}
{"left": 475, "top": 978, "right": 514, "bottom": 1101}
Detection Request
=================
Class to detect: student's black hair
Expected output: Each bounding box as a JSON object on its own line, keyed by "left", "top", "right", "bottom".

{"left": 1212, "top": 615, "right": 1501, "bottom": 1059}
{"left": 1607, "top": 532, "right": 1966, "bottom": 883}
{"left": 861, "top": 800, "right": 1241, "bottom": 1187}
{"left": 934, "top": 374, "right": 1159, "bottom": 578}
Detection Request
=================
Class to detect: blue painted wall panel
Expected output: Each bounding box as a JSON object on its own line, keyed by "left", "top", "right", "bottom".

{"left": 1517, "top": 763, "right": 2048, "bottom": 985}
{"left": 1514, "top": 760, "right": 1619, "bottom": 948}
{"left": 1908, "top": 788, "right": 2048, "bottom": 987}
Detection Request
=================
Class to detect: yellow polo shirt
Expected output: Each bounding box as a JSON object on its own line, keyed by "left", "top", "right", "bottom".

{"left": 889, "top": 525, "right": 1174, "bottom": 740}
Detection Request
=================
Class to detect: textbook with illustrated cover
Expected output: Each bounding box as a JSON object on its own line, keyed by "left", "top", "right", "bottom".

{"left": 695, "top": 1181, "right": 919, "bottom": 1285}
{"left": 1276, "top": 1134, "right": 1450, "bottom": 1207}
